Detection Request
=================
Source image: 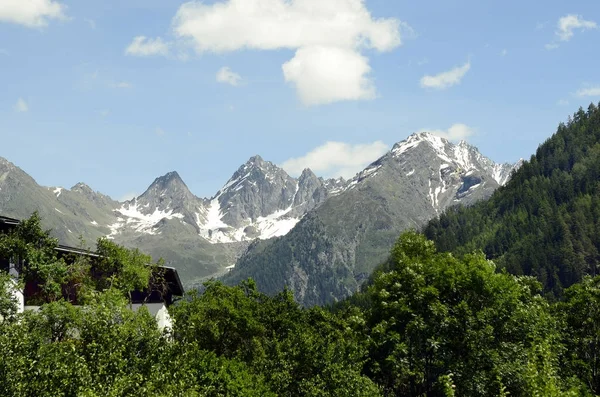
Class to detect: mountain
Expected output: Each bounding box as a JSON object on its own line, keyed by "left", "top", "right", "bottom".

{"left": 0, "top": 156, "right": 119, "bottom": 245}
{"left": 0, "top": 132, "right": 517, "bottom": 294}
{"left": 424, "top": 104, "right": 600, "bottom": 297}
{"left": 195, "top": 155, "right": 331, "bottom": 243}
{"left": 223, "top": 132, "right": 520, "bottom": 306}
{"left": 0, "top": 154, "right": 339, "bottom": 285}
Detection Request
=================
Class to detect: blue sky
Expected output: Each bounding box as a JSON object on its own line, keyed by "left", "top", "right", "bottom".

{"left": 1, "top": 0, "right": 599, "bottom": 200}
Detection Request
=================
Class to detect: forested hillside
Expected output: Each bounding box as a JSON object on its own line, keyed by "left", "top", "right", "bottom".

{"left": 425, "top": 103, "right": 600, "bottom": 297}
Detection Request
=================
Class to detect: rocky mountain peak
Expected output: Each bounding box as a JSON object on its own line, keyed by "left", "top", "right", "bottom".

{"left": 342, "top": 131, "right": 522, "bottom": 212}
{"left": 292, "top": 168, "right": 327, "bottom": 211}
{"left": 109, "top": 170, "right": 201, "bottom": 238}
{"left": 299, "top": 168, "right": 318, "bottom": 182}
{"left": 0, "top": 157, "right": 19, "bottom": 175}
{"left": 216, "top": 155, "right": 297, "bottom": 225}
{"left": 71, "top": 182, "right": 93, "bottom": 193}
{"left": 323, "top": 177, "right": 348, "bottom": 195}
{"left": 391, "top": 132, "right": 448, "bottom": 158}
{"left": 146, "top": 171, "right": 187, "bottom": 192}
{"left": 246, "top": 155, "right": 265, "bottom": 166}
{"left": 136, "top": 171, "right": 196, "bottom": 208}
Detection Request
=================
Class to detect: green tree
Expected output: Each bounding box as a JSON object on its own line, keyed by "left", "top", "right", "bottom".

{"left": 364, "top": 231, "right": 573, "bottom": 396}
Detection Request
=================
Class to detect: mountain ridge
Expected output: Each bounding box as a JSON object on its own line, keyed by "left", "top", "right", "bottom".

{"left": 223, "top": 132, "right": 521, "bottom": 306}
{"left": 0, "top": 132, "right": 519, "bottom": 290}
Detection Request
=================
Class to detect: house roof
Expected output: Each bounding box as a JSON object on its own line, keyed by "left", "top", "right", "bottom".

{"left": 0, "top": 215, "right": 21, "bottom": 224}
{"left": 160, "top": 266, "right": 184, "bottom": 297}
{"left": 0, "top": 214, "right": 184, "bottom": 297}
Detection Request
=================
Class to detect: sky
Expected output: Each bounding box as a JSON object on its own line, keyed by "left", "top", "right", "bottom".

{"left": 1, "top": 0, "right": 600, "bottom": 201}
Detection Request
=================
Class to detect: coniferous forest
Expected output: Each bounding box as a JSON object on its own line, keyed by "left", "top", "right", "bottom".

{"left": 425, "top": 103, "right": 600, "bottom": 298}
{"left": 3, "top": 106, "right": 600, "bottom": 396}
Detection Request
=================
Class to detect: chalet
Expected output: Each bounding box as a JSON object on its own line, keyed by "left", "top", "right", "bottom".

{"left": 0, "top": 215, "right": 184, "bottom": 330}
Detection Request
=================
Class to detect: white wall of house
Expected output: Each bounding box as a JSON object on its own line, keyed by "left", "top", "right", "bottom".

{"left": 8, "top": 259, "right": 24, "bottom": 313}
{"left": 131, "top": 303, "right": 173, "bottom": 331}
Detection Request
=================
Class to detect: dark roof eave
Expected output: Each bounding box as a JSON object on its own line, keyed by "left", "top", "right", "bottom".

{"left": 161, "top": 266, "right": 184, "bottom": 296}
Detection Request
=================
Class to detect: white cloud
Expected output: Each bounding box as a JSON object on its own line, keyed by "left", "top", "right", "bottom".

{"left": 281, "top": 140, "right": 389, "bottom": 179}
{"left": 421, "top": 124, "right": 475, "bottom": 142}
{"left": 216, "top": 66, "right": 242, "bottom": 86}
{"left": 556, "top": 14, "right": 597, "bottom": 41}
{"left": 283, "top": 46, "right": 376, "bottom": 105}
{"left": 111, "top": 81, "right": 133, "bottom": 89}
{"left": 0, "top": 0, "right": 66, "bottom": 28}
{"left": 420, "top": 61, "right": 471, "bottom": 90}
{"left": 557, "top": 99, "right": 570, "bottom": 106}
{"left": 125, "top": 36, "right": 169, "bottom": 57}
{"left": 575, "top": 86, "right": 600, "bottom": 97}
{"left": 169, "top": 0, "right": 406, "bottom": 105}
{"left": 501, "top": 49, "right": 508, "bottom": 56}
{"left": 14, "top": 97, "right": 28, "bottom": 112}
{"left": 546, "top": 14, "right": 597, "bottom": 49}
{"left": 173, "top": 0, "right": 402, "bottom": 52}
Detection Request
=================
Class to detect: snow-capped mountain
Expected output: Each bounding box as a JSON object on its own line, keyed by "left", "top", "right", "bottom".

{"left": 109, "top": 172, "right": 203, "bottom": 237}
{"left": 107, "top": 155, "right": 336, "bottom": 244}
{"left": 225, "top": 132, "right": 522, "bottom": 306}
{"left": 0, "top": 131, "right": 520, "bottom": 288}
{"left": 343, "top": 132, "right": 521, "bottom": 212}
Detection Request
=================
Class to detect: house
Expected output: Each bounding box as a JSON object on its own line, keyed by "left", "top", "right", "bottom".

{"left": 0, "top": 215, "right": 184, "bottom": 330}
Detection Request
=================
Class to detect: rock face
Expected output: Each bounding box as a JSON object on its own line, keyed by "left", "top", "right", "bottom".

{"left": 224, "top": 132, "right": 522, "bottom": 306}
{"left": 217, "top": 155, "right": 298, "bottom": 225}
{"left": 0, "top": 154, "right": 339, "bottom": 285}
{"left": 0, "top": 132, "right": 520, "bottom": 293}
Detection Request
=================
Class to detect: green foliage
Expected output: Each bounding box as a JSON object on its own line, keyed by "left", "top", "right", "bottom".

{"left": 424, "top": 103, "right": 600, "bottom": 297}
{"left": 93, "top": 237, "right": 156, "bottom": 300}
{"left": 0, "top": 288, "right": 274, "bottom": 396}
{"left": 0, "top": 213, "right": 162, "bottom": 305}
{"left": 0, "top": 212, "right": 69, "bottom": 302}
{"left": 363, "top": 231, "right": 574, "bottom": 396}
{"left": 172, "top": 280, "right": 381, "bottom": 396}
{"left": 558, "top": 275, "right": 600, "bottom": 394}
{"left": 8, "top": 207, "right": 600, "bottom": 394}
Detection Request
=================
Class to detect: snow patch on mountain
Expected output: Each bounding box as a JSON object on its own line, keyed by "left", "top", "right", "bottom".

{"left": 254, "top": 207, "right": 299, "bottom": 240}
{"left": 97, "top": 136, "right": 518, "bottom": 246}
{"left": 109, "top": 202, "right": 184, "bottom": 236}
{"left": 198, "top": 198, "right": 235, "bottom": 243}
{"left": 198, "top": 179, "right": 302, "bottom": 244}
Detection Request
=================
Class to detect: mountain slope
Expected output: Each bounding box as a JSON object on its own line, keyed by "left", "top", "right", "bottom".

{"left": 0, "top": 155, "right": 337, "bottom": 285}
{"left": 424, "top": 104, "right": 600, "bottom": 297}
{"left": 223, "top": 132, "right": 520, "bottom": 306}
{"left": 0, "top": 157, "right": 118, "bottom": 245}
{"left": 196, "top": 156, "right": 331, "bottom": 243}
